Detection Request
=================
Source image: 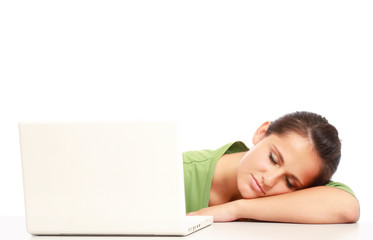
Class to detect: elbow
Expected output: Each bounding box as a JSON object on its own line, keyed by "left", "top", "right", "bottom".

{"left": 346, "top": 203, "right": 360, "bottom": 223}
{"left": 343, "top": 208, "right": 359, "bottom": 223}
{"left": 341, "top": 196, "right": 360, "bottom": 223}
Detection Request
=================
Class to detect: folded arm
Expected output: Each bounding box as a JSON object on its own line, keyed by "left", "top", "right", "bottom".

{"left": 188, "top": 186, "right": 360, "bottom": 223}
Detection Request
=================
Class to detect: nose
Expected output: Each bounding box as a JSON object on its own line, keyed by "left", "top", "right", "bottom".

{"left": 263, "top": 167, "right": 285, "bottom": 188}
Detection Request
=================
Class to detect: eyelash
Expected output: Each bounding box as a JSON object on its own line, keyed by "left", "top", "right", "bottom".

{"left": 269, "top": 152, "right": 278, "bottom": 165}
{"left": 269, "top": 152, "right": 294, "bottom": 189}
{"left": 286, "top": 177, "right": 294, "bottom": 189}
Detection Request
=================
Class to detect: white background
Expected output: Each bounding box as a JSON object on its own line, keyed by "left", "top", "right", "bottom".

{"left": 1, "top": 0, "right": 372, "bottom": 223}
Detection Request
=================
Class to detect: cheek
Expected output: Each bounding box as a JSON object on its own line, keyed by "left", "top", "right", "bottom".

{"left": 239, "top": 152, "right": 268, "bottom": 172}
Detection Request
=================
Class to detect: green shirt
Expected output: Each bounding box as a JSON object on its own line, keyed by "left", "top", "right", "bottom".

{"left": 183, "top": 141, "right": 355, "bottom": 213}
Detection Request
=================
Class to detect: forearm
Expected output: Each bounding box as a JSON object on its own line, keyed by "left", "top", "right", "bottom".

{"left": 236, "top": 186, "right": 360, "bottom": 223}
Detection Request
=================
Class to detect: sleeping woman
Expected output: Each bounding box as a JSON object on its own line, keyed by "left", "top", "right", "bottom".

{"left": 184, "top": 111, "right": 359, "bottom": 223}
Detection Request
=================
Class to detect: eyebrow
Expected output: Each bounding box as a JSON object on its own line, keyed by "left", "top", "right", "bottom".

{"left": 272, "top": 144, "right": 304, "bottom": 189}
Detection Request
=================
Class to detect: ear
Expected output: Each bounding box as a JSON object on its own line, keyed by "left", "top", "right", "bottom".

{"left": 252, "top": 121, "right": 271, "bottom": 145}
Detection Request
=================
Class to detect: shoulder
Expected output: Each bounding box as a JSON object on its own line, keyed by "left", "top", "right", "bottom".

{"left": 325, "top": 181, "right": 356, "bottom": 197}
{"left": 183, "top": 142, "right": 239, "bottom": 163}
{"left": 183, "top": 141, "right": 249, "bottom": 163}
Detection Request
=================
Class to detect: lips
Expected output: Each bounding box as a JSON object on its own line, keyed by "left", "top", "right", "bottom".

{"left": 250, "top": 174, "right": 265, "bottom": 195}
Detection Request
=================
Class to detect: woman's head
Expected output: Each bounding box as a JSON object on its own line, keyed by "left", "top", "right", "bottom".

{"left": 236, "top": 111, "right": 341, "bottom": 199}
{"left": 265, "top": 111, "right": 341, "bottom": 187}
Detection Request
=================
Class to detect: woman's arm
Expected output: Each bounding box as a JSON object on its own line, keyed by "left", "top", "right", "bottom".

{"left": 188, "top": 186, "right": 360, "bottom": 223}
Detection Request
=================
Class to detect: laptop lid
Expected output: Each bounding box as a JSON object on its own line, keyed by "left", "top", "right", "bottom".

{"left": 19, "top": 122, "right": 211, "bottom": 235}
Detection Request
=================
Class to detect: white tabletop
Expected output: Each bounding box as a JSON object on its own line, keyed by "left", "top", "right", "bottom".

{"left": 2, "top": 216, "right": 372, "bottom": 240}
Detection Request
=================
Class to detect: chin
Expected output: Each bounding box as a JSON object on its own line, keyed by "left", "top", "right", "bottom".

{"left": 238, "top": 183, "right": 255, "bottom": 199}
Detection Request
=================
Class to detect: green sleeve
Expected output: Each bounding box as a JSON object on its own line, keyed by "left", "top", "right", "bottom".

{"left": 183, "top": 142, "right": 249, "bottom": 213}
{"left": 325, "top": 181, "right": 356, "bottom": 197}
{"left": 183, "top": 149, "right": 214, "bottom": 213}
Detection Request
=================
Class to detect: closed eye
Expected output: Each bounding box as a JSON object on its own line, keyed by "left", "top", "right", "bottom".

{"left": 269, "top": 152, "right": 278, "bottom": 165}
{"left": 286, "top": 177, "right": 294, "bottom": 189}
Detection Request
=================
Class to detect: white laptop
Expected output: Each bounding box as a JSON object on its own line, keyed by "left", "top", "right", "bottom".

{"left": 19, "top": 122, "right": 213, "bottom": 236}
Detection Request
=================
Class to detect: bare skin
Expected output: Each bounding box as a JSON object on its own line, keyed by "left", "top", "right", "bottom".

{"left": 187, "top": 122, "right": 360, "bottom": 223}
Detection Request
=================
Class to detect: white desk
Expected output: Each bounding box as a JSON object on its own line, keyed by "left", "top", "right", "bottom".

{"left": 2, "top": 216, "right": 371, "bottom": 240}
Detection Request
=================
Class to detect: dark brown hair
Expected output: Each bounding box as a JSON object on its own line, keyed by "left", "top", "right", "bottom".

{"left": 265, "top": 111, "right": 341, "bottom": 187}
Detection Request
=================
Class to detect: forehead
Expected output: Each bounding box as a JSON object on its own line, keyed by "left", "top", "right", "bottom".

{"left": 267, "top": 133, "right": 321, "bottom": 187}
